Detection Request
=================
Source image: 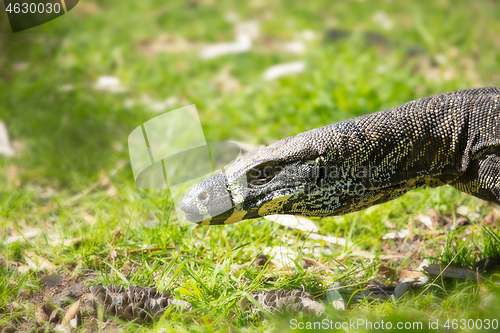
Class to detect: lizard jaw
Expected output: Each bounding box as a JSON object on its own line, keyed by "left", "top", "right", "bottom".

{"left": 183, "top": 206, "right": 250, "bottom": 225}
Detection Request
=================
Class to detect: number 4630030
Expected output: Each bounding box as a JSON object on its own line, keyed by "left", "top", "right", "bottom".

{"left": 5, "top": 2, "right": 61, "bottom": 14}
{"left": 444, "top": 319, "right": 498, "bottom": 330}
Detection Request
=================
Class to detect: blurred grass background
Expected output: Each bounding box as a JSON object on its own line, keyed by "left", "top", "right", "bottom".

{"left": 1, "top": 0, "right": 500, "bottom": 331}
{"left": 1, "top": 0, "right": 499, "bottom": 186}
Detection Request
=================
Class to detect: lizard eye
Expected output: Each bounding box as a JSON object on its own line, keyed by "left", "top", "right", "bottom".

{"left": 247, "top": 165, "right": 277, "bottom": 188}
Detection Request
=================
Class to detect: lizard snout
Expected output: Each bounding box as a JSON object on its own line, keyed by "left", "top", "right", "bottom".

{"left": 180, "top": 173, "right": 234, "bottom": 223}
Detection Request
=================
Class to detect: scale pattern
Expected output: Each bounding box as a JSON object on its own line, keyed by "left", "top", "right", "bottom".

{"left": 180, "top": 87, "right": 500, "bottom": 225}
{"left": 82, "top": 284, "right": 192, "bottom": 322}
{"left": 241, "top": 289, "right": 325, "bottom": 318}
{"left": 80, "top": 285, "right": 325, "bottom": 323}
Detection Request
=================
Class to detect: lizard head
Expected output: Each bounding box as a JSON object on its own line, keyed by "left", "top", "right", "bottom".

{"left": 180, "top": 126, "right": 358, "bottom": 225}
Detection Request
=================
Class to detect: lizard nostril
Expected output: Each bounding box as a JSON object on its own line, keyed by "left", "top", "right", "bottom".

{"left": 198, "top": 192, "right": 209, "bottom": 201}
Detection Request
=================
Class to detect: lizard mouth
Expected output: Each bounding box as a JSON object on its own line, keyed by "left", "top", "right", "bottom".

{"left": 182, "top": 206, "right": 235, "bottom": 224}
{"left": 183, "top": 212, "right": 205, "bottom": 223}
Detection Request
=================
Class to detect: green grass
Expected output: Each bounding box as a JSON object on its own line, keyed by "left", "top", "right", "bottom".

{"left": 1, "top": 0, "right": 500, "bottom": 331}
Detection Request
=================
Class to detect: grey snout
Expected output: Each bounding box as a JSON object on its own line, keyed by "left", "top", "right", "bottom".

{"left": 179, "top": 173, "right": 234, "bottom": 223}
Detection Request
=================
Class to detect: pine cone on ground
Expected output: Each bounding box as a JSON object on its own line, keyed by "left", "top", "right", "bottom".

{"left": 241, "top": 289, "right": 325, "bottom": 318}
{"left": 82, "top": 284, "right": 192, "bottom": 322}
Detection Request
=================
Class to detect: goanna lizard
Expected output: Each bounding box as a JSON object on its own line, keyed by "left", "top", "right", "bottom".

{"left": 180, "top": 87, "right": 500, "bottom": 225}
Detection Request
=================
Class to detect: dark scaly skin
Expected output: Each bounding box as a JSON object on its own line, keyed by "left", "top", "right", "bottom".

{"left": 180, "top": 87, "right": 500, "bottom": 225}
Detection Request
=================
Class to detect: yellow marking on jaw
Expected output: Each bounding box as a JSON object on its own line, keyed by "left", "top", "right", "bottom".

{"left": 201, "top": 219, "right": 211, "bottom": 225}
{"left": 257, "top": 195, "right": 292, "bottom": 216}
{"left": 223, "top": 209, "right": 248, "bottom": 224}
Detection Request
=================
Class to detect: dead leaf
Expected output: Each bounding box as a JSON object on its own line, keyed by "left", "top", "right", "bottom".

{"left": 48, "top": 236, "right": 82, "bottom": 247}
{"left": 49, "top": 308, "right": 62, "bottom": 323}
{"left": 443, "top": 215, "right": 470, "bottom": 230}
{"left": 264, "top": 214, "right": 319, "bottom": 233}
{"left": 394, "top": 281, "right": 410, "bottom": 299}
{"left": 280, "top": 40, "right": 305, "bottom": 54}
{"left": 93, "top": 76, "right": 127, "bottom": 93}
{"left": 306, "top": 232, "right": 357, "bottom": 248}
{"left": 456, "top": 205, "right": 469, "bottom": 216}
{"left": 382, "top": 229, "right": 410, "bottom": 240}
{"left": 199, "top": 34, "right": 251, "bottom": 59}
{"left": 302, "top": 257, "right": 326, "bottom": 270}
{"left": 300, "top": 30, "right": 317, "bottom": 41}
{"left": 398, "top": 269, "right": 423, "bottom": 281}
{"left": 423, "top": 264, "right": 476, "bottom": 281}
{"left": 423, "top": 208, "right": 443, "bottom": 227}
{"left": 263, "top": 61, "right": 305, "bottom": 80}
{"left": 17, "top": 265, "right": 30, "bottom": 273}
{"left": 70, "top": 317, "right": 80, "bottom": 329}
{"left": 263, "top": 246, "right": 298, "bottom": 268}
{"left": 61, "top": 300, "right": 79, "bottom": 327}
{"left": 379, "top": 265, "right": 397, "bottom": 279}
{"left": 24, "top": 252, "right": 57, "bottom": 272}
{"left": 0, "top": 121, "right": 15, "bottom": 156}
{"left": 372, "top": 11, "right": 393, "bottom": 30}
{"left": 384, "top": 219, "right": 396, "bottom": 229}
{"left": 417, "top": 259, "right": 429, "bottom": 271}
{"left": 414, "top": 215, "right": 435, "bottom": 230}
{"left": 4, "top": 230, "right": 38, "bottom": 245}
